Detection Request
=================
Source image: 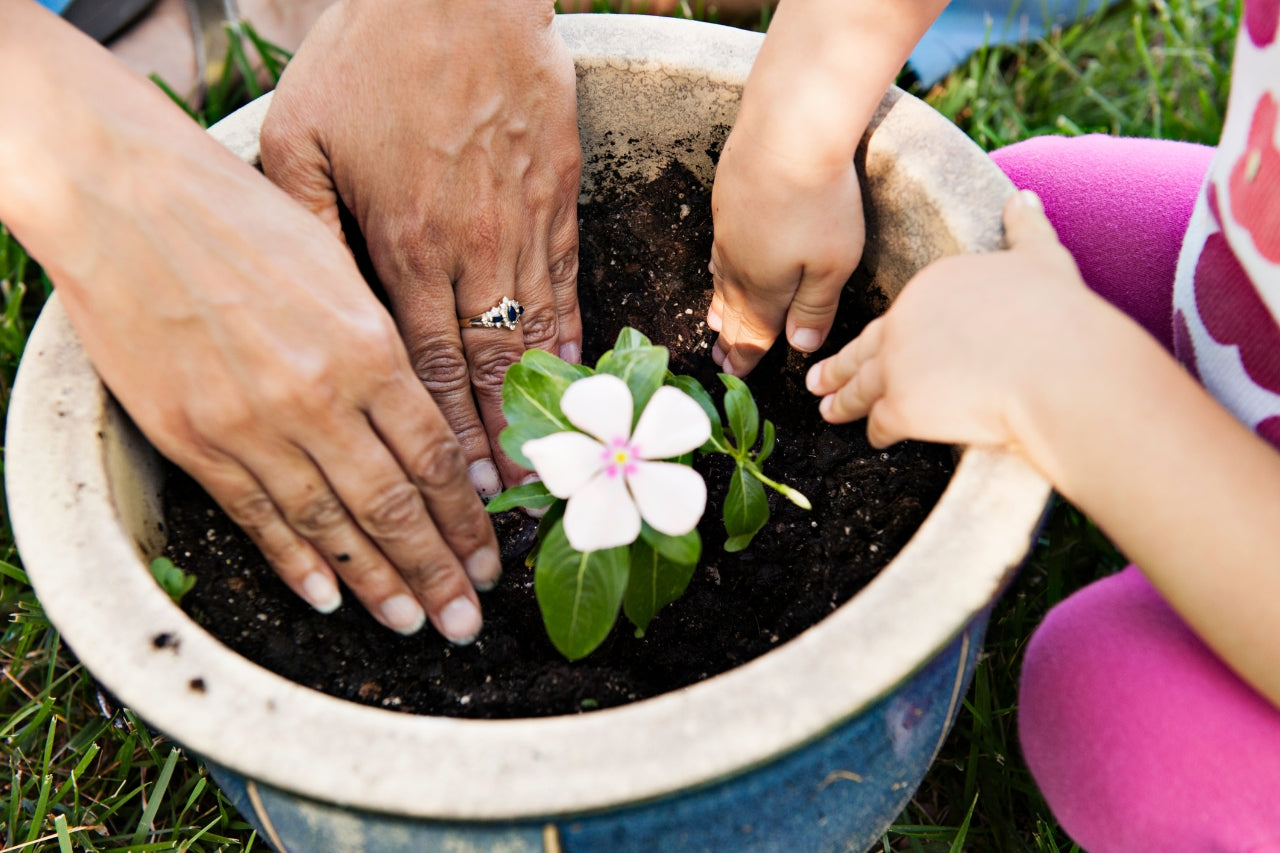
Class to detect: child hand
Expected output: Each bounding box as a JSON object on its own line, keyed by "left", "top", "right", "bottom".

{"left": 806, "top": 190, "right": 1099, "bottom": 450}
{"left": 708, "top": 127, "right": 865, "bottom": 376}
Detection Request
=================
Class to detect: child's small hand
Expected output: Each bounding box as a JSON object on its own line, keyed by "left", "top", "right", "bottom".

{"left": 806, "top": 190, "right": 1098, "bottom": 450}
{"left": 707, "top": 127, "right": 865, "bottom": 376}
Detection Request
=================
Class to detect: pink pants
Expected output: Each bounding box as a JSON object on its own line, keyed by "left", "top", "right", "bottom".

{"left": 992, "top": 136, "right": 1280, "bottom": 852}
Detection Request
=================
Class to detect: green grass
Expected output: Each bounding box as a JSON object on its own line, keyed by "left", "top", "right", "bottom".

{"left": 0, "top": 1, "right": 1238, "bottom": 849}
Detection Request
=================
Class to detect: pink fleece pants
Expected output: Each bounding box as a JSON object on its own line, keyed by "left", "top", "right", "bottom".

{"left": 991, "top": 135, "right": 1280, "bottom": 852}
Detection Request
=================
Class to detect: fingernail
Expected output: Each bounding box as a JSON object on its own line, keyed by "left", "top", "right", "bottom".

{"left": 1017, "top": 189, "right": 1043, "bottom": 212}
{"left": 381, "top": 594, "right": 427, "bottom": 635}
{"left": 711, "top": 341, "right": 726, "bottom": 366}
{"left": 469, "top": 460, "right": 502, "bottom": 498}
{"left": 559, "top": 341, "right": 581, "bottom": 364}
{"left": 521, "top": 474, "right": 549, "bottom": 518}
{"left": 438, "top": 596, "right": 482, "bottom": 645}
{"left": 465, "top": 546, "right": 502, "bottom": 591}
{"left": 790, "top": 327, "right": 822, "bottom": 352}
{"left": 302, "top": 572, "right": 342, "bottom": 614}
{"left": 805, "top": 362, "right": 824, "bottom": 394}
{"left": 819, "top": 394, "right": 836, "bottom": 421}
{"left": 707, "top": 306, "right": 722, "bottom": 331}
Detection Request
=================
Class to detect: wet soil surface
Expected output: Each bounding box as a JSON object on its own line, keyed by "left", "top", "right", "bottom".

{"left": 168, "top": 162, "right": 954, "bottom": 719}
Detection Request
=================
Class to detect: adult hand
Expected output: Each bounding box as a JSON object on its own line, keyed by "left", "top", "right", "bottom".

{"left": 708, "top": 125, "right": 864, "bottom": 376}
{"left": 805, "top": 191, "right": 1106, "bottom": 451}
{"left": 260, "top": 0, "right": 583, "bottom": 497}
{"left": 0, "top": 6, "right": 499, "bottom": 642}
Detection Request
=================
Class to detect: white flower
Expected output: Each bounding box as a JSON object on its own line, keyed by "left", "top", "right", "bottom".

{"left": 522, "top": 373, "right": 712, "bottom": 552}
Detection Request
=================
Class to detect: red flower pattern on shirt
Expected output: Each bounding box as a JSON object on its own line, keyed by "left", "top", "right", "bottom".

{"left": 1247, "top": 0, "right": 1280, "bottom": 47}
{"left": 1193, "top": 231, "right": 1280, "bottom": 396}
{"left": 1229, "top": 93, "right": 1280, "bottom": 263}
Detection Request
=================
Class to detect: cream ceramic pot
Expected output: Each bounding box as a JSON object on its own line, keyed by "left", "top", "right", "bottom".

{"left": 6, "top": 14, "right": 1050, "bottom": 853}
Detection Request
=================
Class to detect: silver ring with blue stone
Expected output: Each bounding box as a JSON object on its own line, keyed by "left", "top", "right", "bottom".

{"left": 459, "top": 297, "right": 525, "bottom": 331}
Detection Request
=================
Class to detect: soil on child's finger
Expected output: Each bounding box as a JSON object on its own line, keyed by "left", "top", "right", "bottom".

{"left": 168, "top": 160, "right": 954, "bottom": 720}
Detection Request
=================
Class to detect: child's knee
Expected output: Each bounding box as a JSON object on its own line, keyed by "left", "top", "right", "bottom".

{"left": 989, "top": 136, "right": 1212, "bottom": 352}
{"left": 1018, "top": 566, "right": 1280, "bottom": 852}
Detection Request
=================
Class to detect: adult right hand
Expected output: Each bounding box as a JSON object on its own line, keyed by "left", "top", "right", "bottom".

{"left": 260, "top": 0, "right": 583, "bottom": 497}
{"left": 0, "top": 5, "right": 499, "bottom": 643}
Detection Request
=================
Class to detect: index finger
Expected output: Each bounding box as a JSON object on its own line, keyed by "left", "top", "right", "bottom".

{"left": 708, "top": 248, "right": 792, "bottom": 377}
{"left": 367, "top": 374, "right": 503, "bottom": 590}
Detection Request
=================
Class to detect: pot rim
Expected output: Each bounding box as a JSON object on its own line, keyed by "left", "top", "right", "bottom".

{"left": 5, "top": 14, "right": 1051, "bottom": 820}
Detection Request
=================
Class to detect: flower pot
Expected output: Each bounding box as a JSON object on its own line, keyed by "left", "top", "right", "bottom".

{"left": 6, "top": 14, "right": 1051, "bottom": 853}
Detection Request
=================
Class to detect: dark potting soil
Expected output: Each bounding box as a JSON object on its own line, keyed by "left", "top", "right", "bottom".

{"left": 166, "top": 161, "right": 955, "bottom": 720}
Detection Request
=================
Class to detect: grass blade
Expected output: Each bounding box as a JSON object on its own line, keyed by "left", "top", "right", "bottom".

{"left": 131, "top": 747, "right": 181, "bottom": 846}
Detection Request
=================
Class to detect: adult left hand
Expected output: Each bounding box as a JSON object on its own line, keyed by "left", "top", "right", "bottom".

{"left": 260, "top": 0, "right": 583, "bottom": 497}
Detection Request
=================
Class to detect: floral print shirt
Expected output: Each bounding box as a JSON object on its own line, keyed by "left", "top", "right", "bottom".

{"left": 1173, "top": 0, "right": 1280, "bottom": 448}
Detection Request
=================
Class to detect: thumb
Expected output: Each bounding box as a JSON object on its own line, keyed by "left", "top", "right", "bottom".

{"left": 259, "top": 116, "right": 348, "bottom": 246}
{"left": 786, "top": 260, "right": 855, "bottom": 354}
{"left": 1001, "top": 190, "right": 1058, "bottom": 252}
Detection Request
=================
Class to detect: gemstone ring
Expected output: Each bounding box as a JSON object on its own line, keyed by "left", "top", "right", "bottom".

{"left": 459, "top": 297, "right": 525, "bottom": 331}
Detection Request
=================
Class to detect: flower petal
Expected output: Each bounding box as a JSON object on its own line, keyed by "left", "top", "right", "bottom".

{"left": 628, "top": 461, "right": 707, "bottom": 536}
{"left": 561, "top": 373, "right": 634, "bottom": 443}
{"left": 630, "top": 386, "right": 712, "bottom": 460}
{"left": 522, "top": 432, "right": 605, "bottom": 498}
{"left": 564, "top": 471, "right": 642, "bottom": 551}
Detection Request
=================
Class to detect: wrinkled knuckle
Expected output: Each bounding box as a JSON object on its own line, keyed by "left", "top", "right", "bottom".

{"left": 410, "top": 436, "right": 468, "bottom": 488}
{"left": 443, "top": 509, "right": 495, "bottom": 552}
{"left": 467, "top": 348, "right": 519, "bottom": 394}
{"left": 548, "top": 249, "right": 579, "bottom": 289}
{"left": 289, "top": 492, "right": 348, "bottom": 536}
{"left": 402, "top": 558, "right": 463, "bottom": 603}
{"left": 358, "top": 481, "right": 424, "bottom": 538}
{"left": 450, "top": 419, "right": 490, "bottom": 457}
{"left": 518, "top": 309, "right": 558, "bottom": 351}
{"left": 222, "top": 490, "right": 279, "bottom": 531}
{"left": 412, "top": 346, "right": 471, "bottom": 397}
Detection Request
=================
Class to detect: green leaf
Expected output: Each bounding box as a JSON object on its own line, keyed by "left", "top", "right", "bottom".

{"left": 499, "top": 362, "right": 577, "bottom": 468}
{"left": 535, "top": 519, "right": 630, "bottom": 660}
{"left": 597, "top": 344, "right": 669, "bottom": 421}
{"left": 521, "top": 347, "right": 593, "bottom": 383}
{"left": 756, "top": 419, "right": 777, "bottom": 465}
{"left": 149, "top": 557, "right": 196, "bottom": 603}
{"left": 640, "top": 523, "right": 702, "bottom": 565}
{"left": 502, "top": 362, "right": 575, "bottom": 429}
{"left": 721, "top": 373, "right": 760, "bottom": 452}
{"left": 486, "top": 481, "right": 556, "bottom": 514}
{"left": 613, "top": 327, "right": 653, "bottom": 351}
{"left": 723, "top": 463, "right": 769, "bottom": 552}
{"left": 624, "top": 536, "right": 697, "bottom": 638}
{"left": 666, "top": 373, "right": 724, "bottom": 447}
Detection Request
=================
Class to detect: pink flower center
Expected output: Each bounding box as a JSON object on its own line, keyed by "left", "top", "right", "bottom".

{"left": 601, "top": 436, "right": 639, "bottom": 479}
